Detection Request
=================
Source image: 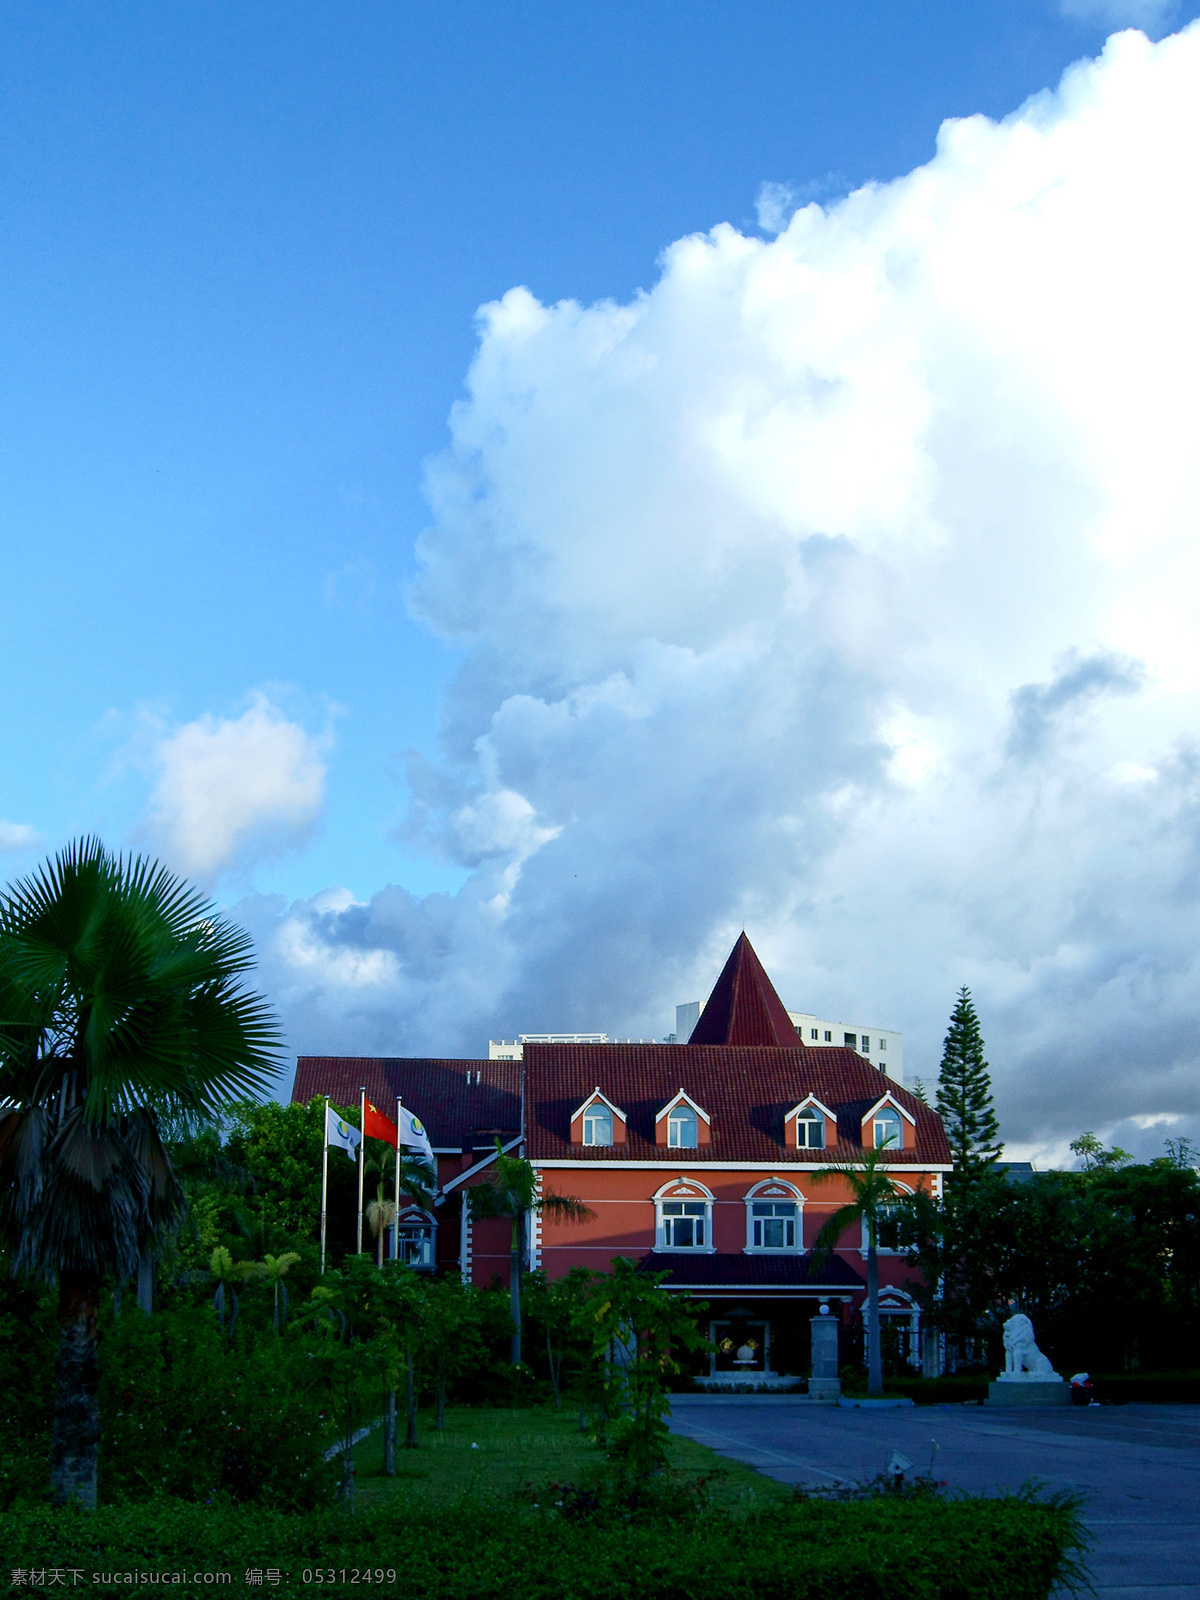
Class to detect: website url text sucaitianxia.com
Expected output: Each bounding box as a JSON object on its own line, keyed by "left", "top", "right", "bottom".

{"left": 10, "top": 1569, "right": 400, "bottom": 1589}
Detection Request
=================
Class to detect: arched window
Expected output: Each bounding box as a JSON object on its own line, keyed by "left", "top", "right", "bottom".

{"left": 744, "top": 1180, "right": 803, "bottom": 1252}
{"left": 655, "top": 1182, "right": 713, "bottom": 1251}
{"left": 796, "top": 1108, "right": 825, "bottom": 1149}
{"left": 396, "top": 1210, "right": 435, "bottom": 1269}
{"left": 582, "top": 1104, "right": 613, "bottom": 1146}
{"left": 873, "top": 1108, "right": 902, "bottom": 1150}
{"left": 668, "top": 1108, "right": 699, "bottom": 1148}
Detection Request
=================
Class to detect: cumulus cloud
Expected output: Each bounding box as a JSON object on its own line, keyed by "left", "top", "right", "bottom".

{"left": 144, "top": 695, "right": 329, "bottom": 884}
{"left": 0, "top": 821, "right": 44, "bottom": 855}
{"left": 245, "top": 24, "right": 1200, "bottom": 1160}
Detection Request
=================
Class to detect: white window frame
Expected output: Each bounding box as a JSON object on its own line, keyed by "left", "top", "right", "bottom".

{"left": 582, "top": 1105, "right": 614, "bottom": 1146}
{"left": 667, "top": 1108, "right": 699, "bottom": 1148}
{"left": 744, "top": 1178, "right": 804, "bottom": 1254}
{"left": 653, "top": 1178, "right": 715, "bottom": 1254}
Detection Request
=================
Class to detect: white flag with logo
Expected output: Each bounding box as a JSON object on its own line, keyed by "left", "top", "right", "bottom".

{"left": 399, "top": 1107, "right": 434, "bottom": 1164}
{"left": 326, "top": 1107, "right": 362, "bottom": 1163}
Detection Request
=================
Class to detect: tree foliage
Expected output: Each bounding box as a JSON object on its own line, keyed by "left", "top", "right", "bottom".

{"left": 936, "top": 987, "right": 1001, "bottom": 1184}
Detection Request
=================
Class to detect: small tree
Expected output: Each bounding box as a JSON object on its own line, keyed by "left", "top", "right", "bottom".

{"left": 584, "top": 1258, "right": 708, "bottom": 1484}
{"left": 421, "top": 1274, "right": 486, "bottom": 1428}
{"left": 1070, "top": 1131, "right": 1132, "bottom": 1172}
{"left": 936, "top": 987, "right": 1002, "bottom": 1185}
{"left": 465, "top": 1141, "right": 592, "bottom": 1364}
{"left": 523, "top": 1265, "right": 592, "bottom": 1410}
{"left": 811, "top": 1146, "right": 904, "bottom": 1398}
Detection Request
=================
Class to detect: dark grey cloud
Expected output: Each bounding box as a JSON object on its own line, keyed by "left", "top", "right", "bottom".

{"left": 1006, "top": 651, "right": 1144, "bottom": 762}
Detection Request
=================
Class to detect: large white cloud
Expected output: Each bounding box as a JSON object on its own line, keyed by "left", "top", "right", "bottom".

{"left": 245, "top": 24, "right": 1200, "bottom": 1163}
{"left": 144, "top": 694, "right": 329, "bottom": 885}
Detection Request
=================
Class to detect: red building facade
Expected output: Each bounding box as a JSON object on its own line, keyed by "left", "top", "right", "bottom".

{"left": 292, "top": 935, "right": 952, "bottom": 1382}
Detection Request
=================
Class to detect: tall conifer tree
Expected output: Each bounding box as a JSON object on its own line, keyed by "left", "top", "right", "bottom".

{"left": 936, "top": 987, "right": 1001, "bottom": 1182}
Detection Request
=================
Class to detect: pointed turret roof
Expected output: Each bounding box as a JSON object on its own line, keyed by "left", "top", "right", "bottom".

{"left": 687, "top": 933, "right": 803, "bottom": 1048}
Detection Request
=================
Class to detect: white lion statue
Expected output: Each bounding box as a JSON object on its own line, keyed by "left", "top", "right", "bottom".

{"left": 1002, "top": 1313, "right": 1057, "bottom": 1377}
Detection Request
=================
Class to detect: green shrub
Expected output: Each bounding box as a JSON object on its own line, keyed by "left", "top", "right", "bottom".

{"left": 98, "top": 1304, "right": 337, "bottom": 1508}
{"left": 1, "top": 1487, "right": 1089, "bottom": 1600}
{"left": 0, "top": 1277, "right": 56, "bottom": 1508}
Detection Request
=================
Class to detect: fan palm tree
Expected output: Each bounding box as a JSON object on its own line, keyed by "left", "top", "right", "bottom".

{"left": 0, "top": 840, "right": 280, "bottom": 1507}
{"left": 810, "top": 1143, "right": 904, "bottom": 1399}
{"left": 465, "top": 1140, "right": 592, "bottom": 1365}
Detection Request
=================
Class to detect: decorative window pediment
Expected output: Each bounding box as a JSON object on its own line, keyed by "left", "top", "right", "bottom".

{"left": 654, "top": 1089, "right": 711, "bottom": 1149}
{"left": 784, "top": 1095, "right": 838, "bottom": 1151}
{"left": 570, "top": 1088, "right": 627, "bottom": 1147}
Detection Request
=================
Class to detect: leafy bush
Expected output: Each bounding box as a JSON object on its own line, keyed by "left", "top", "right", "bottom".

{"left": 98, "top": 1303, "right": 337, "bottom": 1508}
{"left": 1, "top": 1488, "right": 1089, "bottom": 1599}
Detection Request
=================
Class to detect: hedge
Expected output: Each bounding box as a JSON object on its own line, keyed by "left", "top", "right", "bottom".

{"left": 2, "top": 1490, "right": 1089, "bottom": 1600}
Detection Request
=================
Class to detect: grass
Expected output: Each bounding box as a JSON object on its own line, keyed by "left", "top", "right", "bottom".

{"left": 352, "top": 1401, "right": 792, "bottom": 1512}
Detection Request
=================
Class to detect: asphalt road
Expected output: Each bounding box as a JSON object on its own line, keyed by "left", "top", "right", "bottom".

{"left": 668, "top": 1395, "right": 1200, "bottom": 1598}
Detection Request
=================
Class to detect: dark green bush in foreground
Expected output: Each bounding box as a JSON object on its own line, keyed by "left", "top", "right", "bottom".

{"left": 2, "top": 1491, "right": 1088, "bottom": 1600}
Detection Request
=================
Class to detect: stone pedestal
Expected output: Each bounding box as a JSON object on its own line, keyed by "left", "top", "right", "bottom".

{"left": 986, "top": 1378, "right": 1070, "bottom": 1406}
{"left": 809, "top": 1309, "right": 841, "bottom": 1402}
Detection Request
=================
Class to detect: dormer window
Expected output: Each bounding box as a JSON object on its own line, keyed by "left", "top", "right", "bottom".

{"left": 796, "top": 1108, "right": 825, "bottom": 1149}
{"left": 860, "top": 1092, "right": 915, "bottom": 1153}
{"left": 655, "top": 1090, "right": 711, "bottom": 1148}
{"left": 784, "top": 1095, "right": 838, "bottom": 1152}
{"left": 583, "top": 1106, "right": 613, "bottom": 1146}
{"left": 570, "top": 1088, "right": 627, "bottom": 1147}
{"left": 873, "top": 1108, "right": 903, "bottom": 1149}
{"left": 668, "top": 1108, "right": 698, "bottom": 1148}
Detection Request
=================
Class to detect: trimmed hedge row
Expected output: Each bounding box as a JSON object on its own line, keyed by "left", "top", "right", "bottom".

{"left": 2, "top": 1491, "right": 1088, "bottom": 1600}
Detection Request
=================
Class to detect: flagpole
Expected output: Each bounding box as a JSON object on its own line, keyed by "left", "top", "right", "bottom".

{"left": 320, "top": 1097, "right": 329, "bottom": 1276}
{"left": 394, "top": 1096, "right": 402, "bottom": 1263}
{"left": 357, "top": 1085, "right": 366, "bottom": 1255}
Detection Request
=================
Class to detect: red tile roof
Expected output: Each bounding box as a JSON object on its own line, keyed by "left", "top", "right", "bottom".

{"left": 688, "top": 933, "right": 803, "bottom": 1047}
{"left": 523, "top": 1042, "right": 949, "bottom": 1165}
{"left": 292, "top": 1057, "right": 521, "bottom": 1151}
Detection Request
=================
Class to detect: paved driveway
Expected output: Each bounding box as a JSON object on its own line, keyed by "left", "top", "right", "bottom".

{"left": 668, "top": 1395, "right": 1200, "bottom": 1598}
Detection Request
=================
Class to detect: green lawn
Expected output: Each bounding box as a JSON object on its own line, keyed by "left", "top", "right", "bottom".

{"left": 352, "top": 1402, "right": 790, "bottom": 1513}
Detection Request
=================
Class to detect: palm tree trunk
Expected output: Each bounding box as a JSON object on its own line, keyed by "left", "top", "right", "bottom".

{"left": 384, "top": 1390, "right": 396, "bottom": 1475}
{"left": 405, "top": 1347, "right": 418, "bottom": 1448}
{"left": 136, "top": 1251, "right": 154, "bottom": 1315}
{"left": 509, "top": 1213, "right": 523, "bottom": 1366}
{"left": 866, "top": 1239, "right": 883, "bottom": 1398}
{"left": 51, "top": 1270, "right": 101, "bottom": 1509}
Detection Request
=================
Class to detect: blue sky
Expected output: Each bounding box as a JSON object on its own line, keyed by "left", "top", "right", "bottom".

{"left": 3, "top": 0, "right": 1176, "bottom": 897}
{"left": 4, "top": 1, "right": 1200, "bottom": 1158}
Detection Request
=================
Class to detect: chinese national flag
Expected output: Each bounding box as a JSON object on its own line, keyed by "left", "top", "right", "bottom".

{"left": 363, "top": 1099, "right": 398, "bottom": 1144}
